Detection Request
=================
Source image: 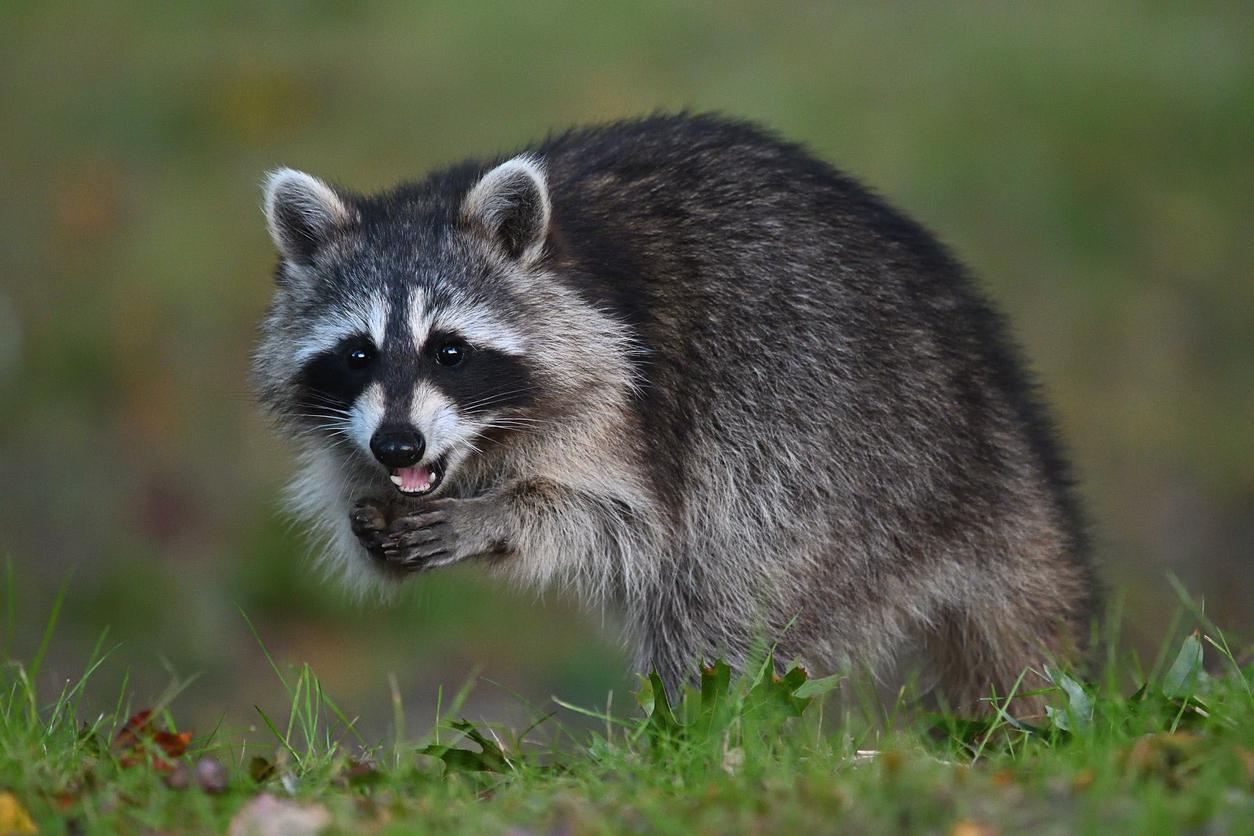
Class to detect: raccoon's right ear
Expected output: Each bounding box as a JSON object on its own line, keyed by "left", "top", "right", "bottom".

{"left": 461, "top": 156, "right": 551, "bottom": 263}
{"left": 262, "top": 168, "right": 354, "bottom": 267}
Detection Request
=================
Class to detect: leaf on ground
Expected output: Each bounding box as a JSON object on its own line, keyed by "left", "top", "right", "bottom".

{"left": 113, "top": 708, "right": 192, "bottom": 772}
{"left": 950, "top": 819, "right": 998, "bottom": 836}
{"left": 639, "top": 672, "right": 680, "bottom": 740}
{"left": 699, "top": 660, "right": 732, "bottom": 712}
{"left": 745, "top": 664, "right": 809, "bottom": 718}
{"left": 0, "top": 792, "right": 37, "bottom": 834}
{"left": 343, "top": 758, "right": 383, "bottom": 788}
{"left": 1123, "top": 732, "right": 1201, "bottom": 784}
{"left": 248, "top": 756, "right": 276, "bottom": 783}
{"left": 1236, "top": 747, "right": 1254, "bottom": 786}
{"left": 419, "top": 719, "right": 510, "bottom": 773}
{"left": 1162, "top": 631, "right": 1204, "bottom": 699}
{"left": 793, "top": 672, "right": 844, "bottom": 699}
{"left": 1045, "top": 667, "right": 1093, "bottom": 732}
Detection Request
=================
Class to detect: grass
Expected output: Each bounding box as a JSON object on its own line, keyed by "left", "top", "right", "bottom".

{"left": 1, "top": 586, "right": 1251, "bottom": 833}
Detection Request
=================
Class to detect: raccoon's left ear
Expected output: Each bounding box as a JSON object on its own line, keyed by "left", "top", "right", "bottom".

{"left": 262, "top": 168, "right": 354, "bottom": 267}
{"left": 461, "top": 156, "right": 551, "bottom": 263}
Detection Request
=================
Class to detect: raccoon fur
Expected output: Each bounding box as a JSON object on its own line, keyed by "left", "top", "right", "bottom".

{"left": 252, "top": 113, "right": 1097, "bottom": 714}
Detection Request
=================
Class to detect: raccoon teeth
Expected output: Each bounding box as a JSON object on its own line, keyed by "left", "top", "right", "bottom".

{"left": 387, "top": 459, "right": 445, "bottom": 496}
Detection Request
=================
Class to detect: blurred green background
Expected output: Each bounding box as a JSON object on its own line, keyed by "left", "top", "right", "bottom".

{"left": 1, "top": 1, "right": 1250, "bottom": 737}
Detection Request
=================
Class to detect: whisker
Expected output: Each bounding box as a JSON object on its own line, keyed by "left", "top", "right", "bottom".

{"left": 461, "top": 386, "right": 540, "bottom": 411}
{"left": 483, "top": 418, "right": 560, "bottom": 431}
{"left": 297, "top": 405, "right": 355, "bottom": 418}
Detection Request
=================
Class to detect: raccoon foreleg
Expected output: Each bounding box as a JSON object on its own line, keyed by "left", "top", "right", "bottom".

{"left": 349, "top": 499, "right": 391, "bottom": 560}
{"left": 360, "top": 480, "right": 647, "bottom": 593}
{"left": 362, "top": 495, "right": 512, "bottom": 573}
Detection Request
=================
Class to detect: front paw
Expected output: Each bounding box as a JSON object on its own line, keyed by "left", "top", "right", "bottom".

{"left": 377, "top": 502, "right": 459, "bottom": 572}
{"left": 349, "top": 498, "right": 390, "bottom": 558}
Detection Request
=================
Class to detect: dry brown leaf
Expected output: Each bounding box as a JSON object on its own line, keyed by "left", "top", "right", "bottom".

{"left": 950, "top": 819, "right": 998, "bottom": 836}
{"left": 1124, "top": 732, "right": 1199, "bottom": 777}
{"left": 1072, "top": 767, "right": 1096, "bottom": 792}
{"left": 0, "top": 792, "right": 37, "bottom": 834}
{"left": 114, "top": 709, "right": 193, "bottom": 772}
{"left": 1235, "top": 746, "right": 1254, "bottom": 786}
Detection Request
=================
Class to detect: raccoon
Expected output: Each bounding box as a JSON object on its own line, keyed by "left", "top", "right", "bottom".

{"left": 252, "top": 113, "right": 1097, "bottom": 714}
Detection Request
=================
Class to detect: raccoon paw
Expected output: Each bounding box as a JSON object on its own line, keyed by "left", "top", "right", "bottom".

{"left": 377, "top": 506, "right": 457, "bottom": 571}
{"left": 349, "top": 499, "right": 391, "bottom": 557}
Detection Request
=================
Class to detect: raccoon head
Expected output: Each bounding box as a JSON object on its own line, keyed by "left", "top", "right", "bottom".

{"left": 252, "top": 157, "right": 554, "bottom": 502}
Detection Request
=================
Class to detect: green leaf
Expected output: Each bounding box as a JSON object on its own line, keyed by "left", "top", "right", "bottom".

{"left": 692, "top": 660, "right": 733, "bottom": 733}
{"left": 1045, "top": 667, "right": 1092, "bottom": 732}
{"left": 793, "top": 672, "right": 844, "bottom": 699}
{"left": 1162, "top": 631, "right": 1204, "bottom": 699}
{"left": 642, "top": 672, "right": 680, "bottom": 739}
{"left": 1045, "top": 705, "right": 1070, "bottom": 732}
{"left": 745, "top": 662, "right": 810, "bottom": 718}
{"left": 248, "top": 756, "right": 275, "bottom": 783}
{"left": 699, "top": 660, "right": 732, "bottom": 711}
{"left": 418, "top": 719, "right": 510, "bottom": 773}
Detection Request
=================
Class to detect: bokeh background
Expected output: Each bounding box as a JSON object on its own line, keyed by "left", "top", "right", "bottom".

{"left": 1, "top": 1, "right": 1250, "bottom": 738}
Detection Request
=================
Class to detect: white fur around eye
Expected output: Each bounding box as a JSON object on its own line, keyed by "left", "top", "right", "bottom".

{"left": 291, "top": 291, "right": 389, "bottom": 364}
{"left": 431, "top": 304, "right": 526, "bottom": 356}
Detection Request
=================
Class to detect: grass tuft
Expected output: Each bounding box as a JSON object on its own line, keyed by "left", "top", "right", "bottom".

{"left": 0, "top": 589, "right": 1250, "bottom": 833}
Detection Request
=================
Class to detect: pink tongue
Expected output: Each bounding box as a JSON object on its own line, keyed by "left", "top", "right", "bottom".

{"left": 395, "top": 465, "right": 433, "bottom": 492}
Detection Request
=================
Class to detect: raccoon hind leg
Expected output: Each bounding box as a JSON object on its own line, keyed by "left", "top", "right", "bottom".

{"left": 925, "top": 600, "right": 1084, "bottom": 721}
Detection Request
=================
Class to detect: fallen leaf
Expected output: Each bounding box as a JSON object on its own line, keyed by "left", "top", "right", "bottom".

{"left": 0, "top": 792, "right": 37, "bottom": 834}
{"left": 152, "top": 730, "right": 192, "bottom": 759}
{"left": 114, "top": 709, "right": 193, "bottom": 772}
{"left": 1236, "top": 747, "right": 1254, "bottom": 786}
{"left": 1161, "top": 632, "right": 1204, "bottom": 699}
{"left": 229, "top": 793, "right": 330, "bottom": 836}
{"left": 950, "top": 819, "right": 998, "bottom": 836}
{"left": 113, "top": 709, "right": 155, "bottom": 750}
{"left": 1123, "top": 732, "right": 1200, "bottom": 786}
{"left": 343, "top": 759, "right": 382, "bottom": 788}
{"left": 879, "top": 749, "right": 903, "bottom": 777}
{"left": 419, "top": 720, "right": 510, "bottom": 773}
{"left": 248, "top": 756, "right": 276, "bottom": 784}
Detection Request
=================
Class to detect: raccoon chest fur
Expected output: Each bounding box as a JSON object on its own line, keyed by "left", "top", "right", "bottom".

{"left": 252, "top": 113, "right": 1097, "bottom": 714}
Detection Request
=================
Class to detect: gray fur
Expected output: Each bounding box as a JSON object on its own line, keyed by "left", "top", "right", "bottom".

{"left": 252, "top": 113, "right": 1097, "bottom": 715}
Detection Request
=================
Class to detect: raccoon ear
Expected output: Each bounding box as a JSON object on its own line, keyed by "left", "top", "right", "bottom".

{"left": 262, "top": 168, "right": 353, "bottom": 266}
{"left": 461, "top": 156, "right": 551, "bottom": 262}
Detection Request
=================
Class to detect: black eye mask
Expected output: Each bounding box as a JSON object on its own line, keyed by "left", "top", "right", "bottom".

{"left": 295, "top": 336, "right": 377, "bottom": 418}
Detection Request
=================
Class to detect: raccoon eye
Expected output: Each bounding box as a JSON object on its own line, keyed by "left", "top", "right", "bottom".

{"left": 434, "top": 340, "right": 468, "bottom": 367}
{"left": 345, "top": 344, "right": 376, "bottom": 371}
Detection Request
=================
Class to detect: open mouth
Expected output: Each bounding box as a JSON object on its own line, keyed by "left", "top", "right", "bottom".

{"left": 387, "top": 456, "right": 446, "bottom": 497}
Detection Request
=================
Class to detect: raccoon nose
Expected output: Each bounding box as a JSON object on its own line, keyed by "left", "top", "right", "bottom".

{"left": 369, "top": 427, "right": 426, "bottom": 468}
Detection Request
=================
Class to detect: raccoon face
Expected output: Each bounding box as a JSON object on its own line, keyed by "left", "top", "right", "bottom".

{"left": 254, "top": 157, "right": 551, "bottom": 499}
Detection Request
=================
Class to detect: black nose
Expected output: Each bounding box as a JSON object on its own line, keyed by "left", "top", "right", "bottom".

{"left": 370, "top": 427, "right": 425, "bottom": 468}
